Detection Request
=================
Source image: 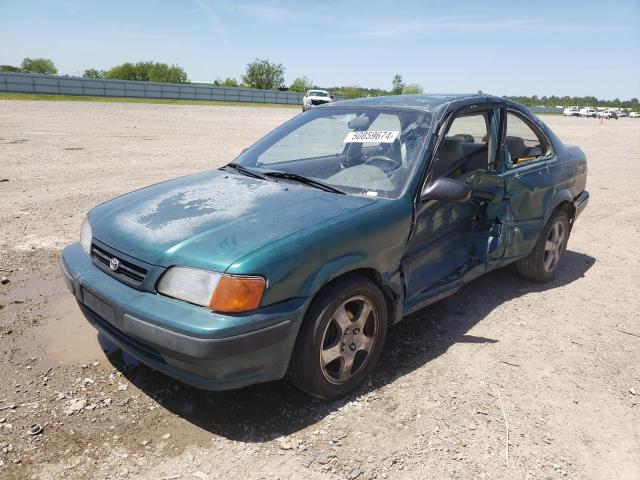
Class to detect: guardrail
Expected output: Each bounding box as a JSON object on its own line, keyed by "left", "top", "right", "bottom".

{"left": 529, "top": 106, "right": 563, "bottom": 114}
{"left": 0, "top": 72, "right": 306, "bottom": 105}
{"left": 0, "top": 73, "right": 564, "bottom": 113}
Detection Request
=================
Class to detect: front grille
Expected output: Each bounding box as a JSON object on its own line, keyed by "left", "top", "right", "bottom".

{"left": 91, "top": 244, "right": 147, "bottom": 286}
{"left": 311, "top": 99, "right": 329, "bottom": 106}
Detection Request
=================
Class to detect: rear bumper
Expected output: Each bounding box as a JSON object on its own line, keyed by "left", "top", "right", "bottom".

{"left": 573, "top": 191, "right": 589, "bottom": 221}
{"left": 59, "top": 243, "right": 306, "bottom": 391}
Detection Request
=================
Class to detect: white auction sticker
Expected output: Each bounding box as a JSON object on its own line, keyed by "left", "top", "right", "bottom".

{"left": 344, "top": 130, "right": 399, "bottom": 143}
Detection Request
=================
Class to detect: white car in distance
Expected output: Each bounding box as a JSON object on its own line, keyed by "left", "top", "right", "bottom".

{"left": 579, "top": 107, "right": 598, "bottom": 118}
{"left": 563, "top": 106, "right": 580, "bottom": 117}
{"left": 598, "top": 109, "right": 618, "bottom": 119}
{"left": 302, "top": 90, "right": 333, "bottom": 112}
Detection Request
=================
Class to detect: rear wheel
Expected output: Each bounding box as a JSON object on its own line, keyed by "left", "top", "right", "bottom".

{"left": 288, "top": 276, "right": 387, "bottom": 400}
{"left": 516, "top": 209, "right": 570, "bottom": 282}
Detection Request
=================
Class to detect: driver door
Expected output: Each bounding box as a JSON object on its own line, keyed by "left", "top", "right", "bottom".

{"left": 402, "top": 105, "right": 507, "bottom": 312}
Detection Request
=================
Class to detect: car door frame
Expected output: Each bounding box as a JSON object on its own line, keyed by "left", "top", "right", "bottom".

{"left": 498, "top": 106, "right": 572, "bottom": 260}
{"left": 401, "top": 100, "right": 508, "bottom": 315}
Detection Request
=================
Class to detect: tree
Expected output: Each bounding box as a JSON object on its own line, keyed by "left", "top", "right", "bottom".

{"left": 148, "top": 63, "right": 188, "bottom": 83}
{"left": 325, "top": 85, "right": 389, "bottom": 98}
{"left": 213, "top": 77, "right": 239, "bottom": 87}
{"left": 402, "top": 83, "right": 423, "bottom": 94}
{"left": 392, "top": 74, "right": 404, "bottom": 95}
{"left": 289, "top": 76, "right": 313, "bottom": 93}
{"left": 104, "top": 63, "right": 142, "bottom": 81}
{"left": 242, "top": 58, "right": 285, "bottom": 90}
{"left": 0, "top": 65, "right": 21, "bottom": 73}
{"left": 104, "top": 62, "right": 187, "bottom": 83}
{"left": 83, "top": 68, "right": 105, "bottom": 79}
{"left": 20, "top": 57, "right": 57, "bottom": 74}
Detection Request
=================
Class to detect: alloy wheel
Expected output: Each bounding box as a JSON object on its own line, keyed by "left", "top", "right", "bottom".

{"left": 319, "top": 295, "right": 379, "bottom": 384}
{"left": 543, "top": 220, "right": 566, "bottom": 272}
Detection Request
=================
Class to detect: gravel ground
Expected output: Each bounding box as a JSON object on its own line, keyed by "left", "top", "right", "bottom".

{"left": 0, "top": 100, "right": 639, "bottom": 480}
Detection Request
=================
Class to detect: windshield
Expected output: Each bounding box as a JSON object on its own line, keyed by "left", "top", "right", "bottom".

{"left": 309, "top": 91, "right": 328, "bottom": 97}
{"left": 233, "top": 107, "right": 431, "bottom": 199}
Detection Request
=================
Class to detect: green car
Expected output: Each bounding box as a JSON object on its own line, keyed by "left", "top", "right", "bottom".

{"left": 60, "top": 94, "right": 589, "bottom": 399}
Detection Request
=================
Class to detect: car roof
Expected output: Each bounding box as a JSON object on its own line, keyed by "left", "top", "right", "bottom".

{"left": 331, "top": 93, "right": 505, "bottom": 112}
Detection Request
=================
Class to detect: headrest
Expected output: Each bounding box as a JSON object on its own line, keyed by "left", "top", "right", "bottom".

{"left": 505, "top": 136, "right": 525, "bottom": 152}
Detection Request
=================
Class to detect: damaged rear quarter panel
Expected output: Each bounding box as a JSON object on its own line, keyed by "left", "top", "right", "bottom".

{"left": 502, "top": 148, "right": 582, "bottom": 259}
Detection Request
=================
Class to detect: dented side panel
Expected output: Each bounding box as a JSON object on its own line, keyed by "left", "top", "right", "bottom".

{"left": 502, "top": 154, "right": 577, "bottom": 258}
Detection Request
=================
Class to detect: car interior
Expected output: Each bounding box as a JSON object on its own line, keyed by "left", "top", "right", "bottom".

{"left": 254, "top": 110, "right": 428, "bottom": 197}
{"left": 502, "top": 111, "right": 551, "bottom": 164}
{"left": 430, "top": 112, "right": 493, "bottom": 180}
{"left": 245, "top": 107, "right": 551, "bottom": 197}
{"left": 430, "top": 110, "right": 551, "bottom": 181}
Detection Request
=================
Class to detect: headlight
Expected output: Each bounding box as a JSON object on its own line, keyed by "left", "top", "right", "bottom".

{"left": 80, "top": 218, "right": 92, "bottom": 255}
{"left": 157, "top": 266, "right": 266, "bottom": 313}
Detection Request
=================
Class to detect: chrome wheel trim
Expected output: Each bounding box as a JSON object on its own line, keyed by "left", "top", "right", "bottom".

{"left": 543, "top": 220, "right": 566, "bottom": 272}
{"left": 319, "top": 295, "right": 379, "bottom": 385}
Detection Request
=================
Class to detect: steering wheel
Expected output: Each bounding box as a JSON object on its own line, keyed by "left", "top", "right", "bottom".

{"left": 363, "top": 155, "right": 402, "bottom": 172}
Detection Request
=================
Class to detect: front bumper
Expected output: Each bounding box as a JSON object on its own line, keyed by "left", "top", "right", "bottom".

{"left": 304, "top": 100, "right": 331, "bottom": 109}
{"left": 60, "top": 243, "right": 306, "bottom": 391}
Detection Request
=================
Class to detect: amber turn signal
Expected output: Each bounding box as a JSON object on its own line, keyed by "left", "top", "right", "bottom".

{"left": 209, "top": 275, "right": 266, "bottom": 313}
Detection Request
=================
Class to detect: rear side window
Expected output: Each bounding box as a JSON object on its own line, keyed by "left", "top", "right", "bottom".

{"left": 505, "top": 112, "right": 551, "bottom": 165}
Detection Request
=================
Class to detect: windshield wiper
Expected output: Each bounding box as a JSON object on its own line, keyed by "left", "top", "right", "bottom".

{"left": 263, "top": 171, "right": 346, "bottom": 195}
{"left": 222, "top": 163, "right": 268, "bottom": 180}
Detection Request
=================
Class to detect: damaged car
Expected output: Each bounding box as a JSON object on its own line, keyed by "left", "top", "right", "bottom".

{"left": 302, "top": 89, "right": 333, "bottom": 111}
{"left": 60, "top": 94, "right": 589, "bottom": 400}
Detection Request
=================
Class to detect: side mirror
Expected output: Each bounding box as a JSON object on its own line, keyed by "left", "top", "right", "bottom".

{"left": 421, "top": 177, "right": 472, "bottom": 203}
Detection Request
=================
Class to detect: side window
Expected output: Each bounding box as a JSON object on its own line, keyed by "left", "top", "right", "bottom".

{"left": 505, "top": 112, "right": 551, "bottom": 165}
{"left": 430, "top": 112, "right": 491, "bottom": 180}
{"left": 446, "top": 113, "right": 488, "bottom": 143}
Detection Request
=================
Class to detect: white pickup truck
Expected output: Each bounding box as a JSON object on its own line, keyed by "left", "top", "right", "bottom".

{"left": 302, "top": 90, "right": 333, "bottom": 112}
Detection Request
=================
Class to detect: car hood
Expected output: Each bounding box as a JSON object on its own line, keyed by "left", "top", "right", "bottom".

{"left": 90, "top": 170, "right": 375, "bottom": 271}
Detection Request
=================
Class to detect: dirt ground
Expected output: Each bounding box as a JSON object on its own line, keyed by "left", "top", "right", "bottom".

{"left": 0, "top": 100, "right": 638, "bottom": 480}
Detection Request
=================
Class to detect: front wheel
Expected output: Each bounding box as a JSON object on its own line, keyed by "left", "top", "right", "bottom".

{"left": 288, "top": 276, "right": 388, "bottom": 400}
{"left": 515, "top": 209, "right": 570, "bottom": 282}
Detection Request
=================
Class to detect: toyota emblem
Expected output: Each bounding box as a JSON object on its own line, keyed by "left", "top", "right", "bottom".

{"left": 109, "top": 257, "right": 120, "bottom": 271}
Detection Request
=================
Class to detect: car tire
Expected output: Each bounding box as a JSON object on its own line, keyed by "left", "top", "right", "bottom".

{"left": 515, "top": 209, "right": 570, "bottom": 282}
{"left": 288, "top": 275, "right": 388, "bottom": 400}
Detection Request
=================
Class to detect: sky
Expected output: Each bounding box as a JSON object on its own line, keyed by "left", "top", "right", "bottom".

{"left": 1, "top": 0, "right": 639, "bottom": 99}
